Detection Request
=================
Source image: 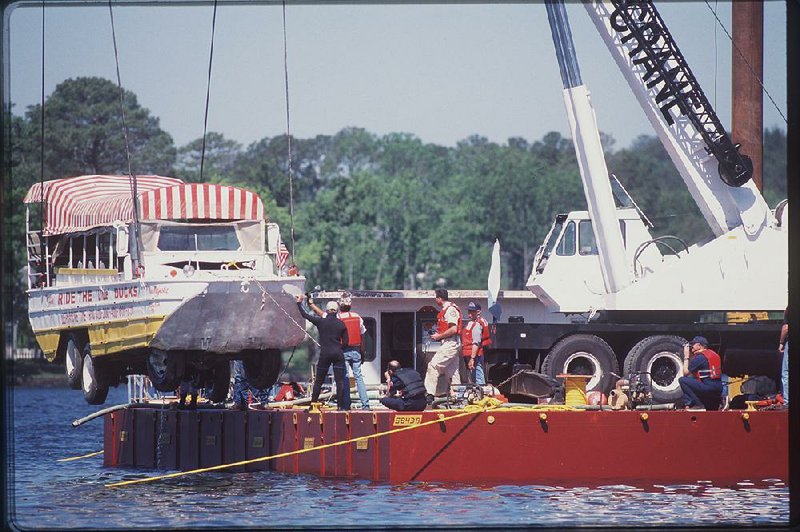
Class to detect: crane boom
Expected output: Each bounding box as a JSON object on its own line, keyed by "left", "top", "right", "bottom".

{"left": 545, "top": 0, "right": 632, "bottom": 294}
{"left": 583, "top": 0, "right": 772, "bottom": 237}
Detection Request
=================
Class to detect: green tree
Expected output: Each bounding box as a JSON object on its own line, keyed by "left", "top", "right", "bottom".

{"left": 176, "top": 132, "right": 242, "bottom": 182}
{"left": 25, "top": 77, "right": 176, "bottom": 176}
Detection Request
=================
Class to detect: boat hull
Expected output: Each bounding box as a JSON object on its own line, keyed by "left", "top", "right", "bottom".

{"left": 28, "top": 276, "right": 306, "bottom": 360}
{"left": 103, "top": 407, "right": 788, "bottom": 485}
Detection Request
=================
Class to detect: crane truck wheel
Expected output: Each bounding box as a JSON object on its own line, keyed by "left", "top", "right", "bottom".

{"left": 242, "top": 349, "right": 283, "bottom": 390}
{"left": 541, "top": 334, "right": 618, "bottom": 393}
{"left": 81, "top": 344, "right": 109, "bottom": 405}
{"left": 623, "top": 335, "right": 686, "bottom": 404}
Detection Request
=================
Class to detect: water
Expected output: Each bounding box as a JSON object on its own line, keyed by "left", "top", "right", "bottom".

{"left": 7, "top": 386, "right": 789, "bottom": 529}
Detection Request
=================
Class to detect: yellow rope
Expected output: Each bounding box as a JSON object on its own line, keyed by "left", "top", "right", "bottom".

{"left": 106, "top": 401, "right": 503, "bottom": 488}
{"left": 57, "top": 450, "right": 104, "bottom": 462}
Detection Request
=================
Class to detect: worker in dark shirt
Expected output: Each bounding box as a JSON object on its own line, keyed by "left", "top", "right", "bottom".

{"left": 678, "top": 335, "right": 723, "bottom": 410}
{"left": 380, "top": 360, "right": 427, "bottom": 411}
{"left": 296, "top": 294, "right": 350, "bottom": 410}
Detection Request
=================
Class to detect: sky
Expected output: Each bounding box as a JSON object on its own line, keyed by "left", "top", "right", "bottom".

{"left": 4, "top": 1, "right": 788, "bottom": 152}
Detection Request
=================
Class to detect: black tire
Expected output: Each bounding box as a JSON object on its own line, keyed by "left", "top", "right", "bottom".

{"left": 146, "top": 349, "right": 183, "bottom": 392}
{"left": 64, "top": 333, "right": 83, "bottom": 390}
{"left": 81, "top": 344, "right": 109, "bottom": 405}
{"left": 243, "top": 349, "right": 282, "bottom": 390}
{"left": 541, "top": 334, "right": 619, "bottom": 393}
{"left": 206, "top": 362, "right": 231, "bottom": 403}
{"left": 624, "top": 335, "right": 686, "bottom": 404}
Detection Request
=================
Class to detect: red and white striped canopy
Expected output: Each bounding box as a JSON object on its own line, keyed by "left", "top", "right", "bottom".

{"left": 24, "top": 175, "right": 266, "bottom": 235}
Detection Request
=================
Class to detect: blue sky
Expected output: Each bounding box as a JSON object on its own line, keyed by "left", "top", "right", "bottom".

{"left": 6, "top": 1, "right": 788, "bottom": 151}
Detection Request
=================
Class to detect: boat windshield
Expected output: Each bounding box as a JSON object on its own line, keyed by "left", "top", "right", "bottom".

{"left": 157, "top": 225, "right": 240, "bottom": 251}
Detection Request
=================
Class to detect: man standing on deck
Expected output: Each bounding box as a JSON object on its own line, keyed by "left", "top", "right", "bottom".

{"left": 678, "top": 336, "right": 723, "bottom": 410}
{"left": 296, "top": 295, "right": 350, "bottom": 410}
{"left": 424, "top": 289, "right": 462, "bottom": 403}
{"left": 460, "top": 302, "right": 491, "bottom": 386}
{"left": 779, "top": 306, "right": 789, "bottom": 406}
{"left": 310, "top": 292, "right": 370, "bottom": 410}
{"left": 380, "top": 360, "right": 427, "bottom": 411}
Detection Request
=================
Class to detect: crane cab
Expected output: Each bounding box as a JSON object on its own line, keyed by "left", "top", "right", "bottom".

{"left": 527, "top": 208, "right": 664, "bottom": 312}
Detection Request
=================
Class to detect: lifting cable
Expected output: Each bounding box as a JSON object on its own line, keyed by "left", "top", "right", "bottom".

{"left": 38, "top": 1, "right": 46, "bottom": 267}
{"left": 107, "top": 0, "right": 144, "bottom": 271}
{"left": 281, "top": 0, "right": 298, "bottom": 267}
{"left": 105, "top": 398, "right": 505, "bottom": 488}
{"left": 199, "top": 0, "right": 219, "bottom": 182}
{"left": 702, "top": 0, "right": 787, "bottom": 124}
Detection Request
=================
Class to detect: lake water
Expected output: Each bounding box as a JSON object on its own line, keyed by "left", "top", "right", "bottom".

{"left": 6, "top": 386, "right": 790, "bottom": 529}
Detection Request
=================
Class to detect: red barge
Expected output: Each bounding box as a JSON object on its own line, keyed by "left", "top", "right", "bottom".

{"left": 103, "top": 406, "right": 788, "bottom": 485}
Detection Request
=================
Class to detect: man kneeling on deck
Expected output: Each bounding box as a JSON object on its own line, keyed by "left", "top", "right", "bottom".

{"left": 380, "top": 360, "right": 427, "bottom": 411}
{"left": 679, "top": 336, "right": 723, "bottom": 410}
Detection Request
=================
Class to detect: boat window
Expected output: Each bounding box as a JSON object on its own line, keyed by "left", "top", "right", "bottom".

{"left": 158, "top": 225, "right": 241, "bottom": 251}
{"left": 556, "top": 221, "right": 576, "bottom": 256}
{"left": 362, "top": 318, "right": 377, "bottom": 362}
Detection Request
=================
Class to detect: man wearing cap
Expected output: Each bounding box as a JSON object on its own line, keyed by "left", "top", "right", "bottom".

{"left": 424, "top": 288, "right": 462, "bottom": 402}
{"left": 311, "top": 292, "right": 370, "bottom": 410}
{"left": 460, "top": 302, "right": 491, "bottom": 385}
{"left": 679, "top": 336, "right": 723, "bottom": 410}
{"left": 296, "top": 294, "right": 350, "bottom": 410}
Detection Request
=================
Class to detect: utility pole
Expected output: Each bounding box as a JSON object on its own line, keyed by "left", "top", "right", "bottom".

{"left": 731, "top": 0, "right": 763, "bottom": 192}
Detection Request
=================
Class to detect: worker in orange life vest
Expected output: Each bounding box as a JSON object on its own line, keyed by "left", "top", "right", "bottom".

{"left": 679, "top": 335, "right": 723, "bottom": 410}
{"left": 424, "top": 288, "right": 462, "bottom": 403}
{"left": 460, "top": 301, "right": 491, "bottom": 385}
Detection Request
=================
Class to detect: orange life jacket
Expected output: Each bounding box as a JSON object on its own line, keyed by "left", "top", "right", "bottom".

{"left": 339, "top": 311, "right": 363, "bottom": 348}
{"left": 461, "top": 317, "right": 492, "bottom": 356}
{"left": 694, "top": 348, "right": 722, "bottom": 380}
{"left": 436, "top": 302, "right": 463, "bottom": 337}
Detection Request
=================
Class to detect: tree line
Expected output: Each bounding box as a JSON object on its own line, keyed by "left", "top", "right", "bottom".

{"left": 5, "top": 77, "right": 787, "bottom": 346}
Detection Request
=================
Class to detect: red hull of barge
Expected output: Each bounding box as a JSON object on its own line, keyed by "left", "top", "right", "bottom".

{"left": 104, "top": 407, "right": 788, "bottom": 484}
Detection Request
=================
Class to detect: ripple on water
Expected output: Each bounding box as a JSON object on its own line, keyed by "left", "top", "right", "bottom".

{"left": 8, "top": 387, "right": 790, "bottom": 529}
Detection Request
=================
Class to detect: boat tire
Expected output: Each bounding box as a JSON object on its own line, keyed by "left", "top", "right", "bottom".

{"left": 206, "top": 362, "right": 232, "bottom": 403}
{"left": 81, "top": 345, "right": 109, "bottom": 405}
{"left": 541, "top": 334, "right": 619, "bottom": 393}
{"left": 146, "top": 349, "right": 183, "bottom": 392}
{"left": 624, "top": 335, "right": 687, "bottom": 404}
{"left": 64, "top": 333, "right": 84, "bottom": 390}
{"left": 243, "top": 350, "right": 282, "bottom": 390}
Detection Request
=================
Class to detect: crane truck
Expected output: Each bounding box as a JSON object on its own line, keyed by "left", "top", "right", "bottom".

{"left": 310, "top": 0, "right": 787, "bottom": 406}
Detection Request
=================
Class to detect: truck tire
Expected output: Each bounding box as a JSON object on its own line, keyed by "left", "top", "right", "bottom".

{"left": 623, "top": 335, "right": 686, "bottom": 404}
{"left": 64, "top": 333, "right": 84, "bottom": 390}
{"left": 206, "top": 361, "right": 231, "bottom": 403}
{"left": 81, "top": 344, "right": 109, "bottom": 405}
{"left": 542, "top": 334, "right": 618, "bottom": 393}
{"left": 146, "top": 349, "right": 183, "bottom": 392}
{"left": 243, "top": 349, "right": 282, "bottom": 390}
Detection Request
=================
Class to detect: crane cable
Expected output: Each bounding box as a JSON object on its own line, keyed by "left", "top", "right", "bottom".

{"left": 107, "top": 0, "right": 143, "bottom": 272}
{"left": 38, "top": 1, "right": 46, "bottom": 276}
{"left": 281, "top": 0, "right": 297, "bottom": 267}
{"left": 199, "top": 0, "right": 219, "bottom": 183}
{"left": 702, "top": 0, "right": 787, "bottom": 125}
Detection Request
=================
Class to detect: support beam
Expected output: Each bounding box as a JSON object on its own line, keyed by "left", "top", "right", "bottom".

{"left": 732, "top": 0, "right": 763, "bottom": 192}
